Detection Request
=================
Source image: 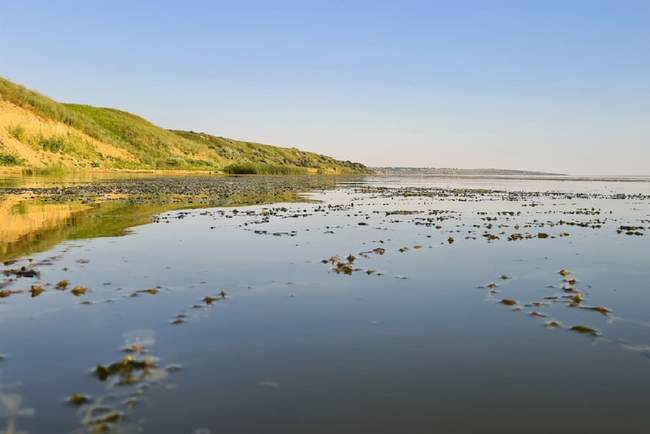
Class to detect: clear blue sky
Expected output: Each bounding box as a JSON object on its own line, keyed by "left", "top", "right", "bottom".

{"left": 2, "top": 0, "right": 649, "bottom": 174}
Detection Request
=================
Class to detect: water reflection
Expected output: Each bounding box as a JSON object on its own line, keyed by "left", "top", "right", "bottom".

{"left": 1, "top": 175, "right": 649, "bottom": 434}
{"left": 0, "top": 197, "right": 173, "bottom": 262}
{"left": 0, "top": 386, "right": 33, "bottom": 434}
{"left": 0, "top": 175, "right": 331, "bottom": 262}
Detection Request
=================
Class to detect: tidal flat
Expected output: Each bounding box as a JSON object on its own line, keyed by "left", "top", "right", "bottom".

{"left": 1, "top": 174, "right": 649, "bottom": 434}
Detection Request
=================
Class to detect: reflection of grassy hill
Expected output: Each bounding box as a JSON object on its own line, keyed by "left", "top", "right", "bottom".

{"left": 0, "top": 77, "right": 368, "bottom": 174}
{"left": 0, "top": 195, "right": 91, "bottom": 259}
{"left": 0, "top": 196, "right": 169, "bottom": 261}
{"left": 0, "top": 186, "right": 311, "bottom": 262}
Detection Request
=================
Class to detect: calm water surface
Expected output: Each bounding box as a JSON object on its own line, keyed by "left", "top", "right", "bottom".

{"left": 1, "top": 175, "right": 649, "bottom": 434}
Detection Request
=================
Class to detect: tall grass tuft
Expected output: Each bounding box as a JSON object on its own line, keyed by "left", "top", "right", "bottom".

{"left": 36, "top": 135, "right": 67, "bottom": 152}
{"left": 224, "top": 163, "right": 306, "bottom": 175}
{"left": 7, "top": 125, "right": 26, "bottom": 142}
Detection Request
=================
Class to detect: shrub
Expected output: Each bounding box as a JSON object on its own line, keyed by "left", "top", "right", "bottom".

{"left": 164, "top": 157, "right": 182, "bottom": 167}
{"left": 37, "top": 135, "right": 67, "bottom": 152}
{"left": 224, "top": 163, "right": 305, "bottom": 175}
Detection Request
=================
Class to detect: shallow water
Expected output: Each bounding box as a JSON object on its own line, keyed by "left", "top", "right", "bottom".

{"left": 1, "top": 175, "right": 649, "bottom": 434}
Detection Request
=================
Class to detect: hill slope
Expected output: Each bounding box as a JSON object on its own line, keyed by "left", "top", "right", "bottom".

{"left": 0, "top": 77, "right": 368, "bottom": 174}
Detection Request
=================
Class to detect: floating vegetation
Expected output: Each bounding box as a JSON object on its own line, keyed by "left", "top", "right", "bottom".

{"left": 570, "top": 325, "right": 600, "bottom": 336}
{"left": 68, "top": 330, "right": 178, "bottom": 433}
{"left": 67, "top": 393, "right": 90, "bottom": 406}
{"left": 170, "top": 316, "right": 186, "bottom": 325}
{"left": 569, "top": 293, "right": 583, "bottom": 304}
{"left": 29, "top": 285, "right": 44, "bottom": 298}
{"left": 94, "top": 355, "right": 158, "bottom": 384}
{"left": 478, "top": 267, "right": 616, "bottom": 341}
{"left": 334, "top": 262, "right": 354, "bottom": 275}
{"left": 82, "top": 409, "right": 123, "bottom": 433}
{"left": 2, "top": 266, "right": 40, "bottom": 278}
{"left": 0, "top": 289, "right": 16, "bottom": 298}
{"left": 580, "top": 306, "right": 612, "bottom": 315}
{"left": 71, "top": 285, "right": 88, "bottom": 296}
{"left": 617, "top": 225, "right": 645, "bottom": 236}
{"left": 202, "top": 292, "right": 226, "bottom": 305}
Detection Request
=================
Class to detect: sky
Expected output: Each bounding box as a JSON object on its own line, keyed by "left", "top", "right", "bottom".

{"left": 1, "top": 0, "right": 649, "bottom": 175}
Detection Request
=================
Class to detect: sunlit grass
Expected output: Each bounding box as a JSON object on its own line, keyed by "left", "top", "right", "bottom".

{"left": 0, "top": 76, "right": 369, "bottom": 174}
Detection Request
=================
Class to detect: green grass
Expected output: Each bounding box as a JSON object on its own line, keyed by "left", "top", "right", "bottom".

{"left": 7, "top": 125, "right": 26, "bottom": 142}
{"left": 0, "top": 76, "right": 369, "bottom": 174}
{"left": 63, "top": 104, "right": 221, "bottom": 169}
{"left": 175, "top": 130, "right": 368, "bottom": 174}
{"left": 224, "top": 162, "right": 307, "bottom": 175}
{"left": 36, "top": 135, "right": 66, "bottom": 152}
{"left": 0, "top": 153, "right": 25, "bottom": 166}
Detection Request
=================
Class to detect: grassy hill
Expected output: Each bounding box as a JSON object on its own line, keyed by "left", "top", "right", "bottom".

{"left": 0, "top": 77, "right": 368, "bottom": 174}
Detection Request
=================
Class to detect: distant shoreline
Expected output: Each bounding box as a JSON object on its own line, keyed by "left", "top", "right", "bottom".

{"left": 369, "top": 168, "right": 650, "bottom": 183}
{"left": 371, "top": 167, "right": 564, "bottom": 176}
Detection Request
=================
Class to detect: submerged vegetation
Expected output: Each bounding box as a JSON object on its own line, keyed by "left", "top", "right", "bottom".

{"left": 0, "top": 76, "right": 369, "bottom": 174}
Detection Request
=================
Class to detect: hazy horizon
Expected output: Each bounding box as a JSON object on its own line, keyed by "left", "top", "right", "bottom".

{"left": 2, "top": 1, "right": 649, "bottom": 175}
{"left": 368, "top": 166, "right": 650, "bottom": 176}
